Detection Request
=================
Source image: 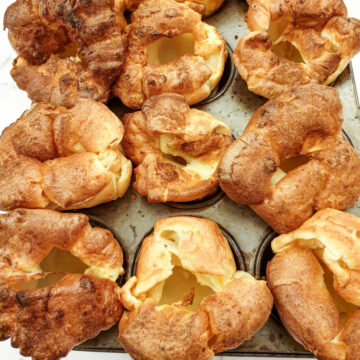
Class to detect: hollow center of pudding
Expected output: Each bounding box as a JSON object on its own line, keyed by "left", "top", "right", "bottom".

{"left": 147, "top": 33, "right": 195, "bottom": 65}
{"left": 270, "top": 155, "right": 310, "bottom": 186}
{"left": 162, "top": 153, "right": 188, "bottom": 167}
{"left": 320, "top": 260, "right": 357, "bottom": 326}
{"left": 152, "top": 266, "right": 214, "bottom": 311}
{"left": 58, "top": 43, "right": 78, "bottom": 59}
{"left": 13, "top": 248, "right": 88, "bottom": 290}
{"left": 271, "top": 41, "right": 304, "bottom": 63}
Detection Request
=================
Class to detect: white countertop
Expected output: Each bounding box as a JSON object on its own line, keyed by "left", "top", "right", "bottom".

{"left": 0, "top": 0, "right": 359, "bottom": 359}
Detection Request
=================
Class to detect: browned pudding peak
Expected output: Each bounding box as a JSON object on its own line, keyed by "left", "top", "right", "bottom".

{"left": 233, "top": 0, "right": 360, "bottom": 98}
{"left": 0, "top": 98, "right": 132, "bottom": 210}
{"left": 219, "top": 84, "right": 360, "bottom": 234}
{"left": 119, "top": 216, "right": 273, "bottom": 360}
{"left": 4, "top": 0, "right": 127, "bottom": 107}
{"left": 267, "top": 209, "right": 360, "bottom": 360}
{"left": 0, "top": 209, "right": 124, "bottom": 360}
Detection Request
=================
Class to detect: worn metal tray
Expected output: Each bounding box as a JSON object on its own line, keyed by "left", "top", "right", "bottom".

{"left": 75, "top": 0, "right": 360, "bottom": 356}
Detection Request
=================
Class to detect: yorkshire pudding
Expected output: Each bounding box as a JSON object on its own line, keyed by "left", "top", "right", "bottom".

{"left": 113, "top": 0, "right": 228, "bottom": 109}
{"left": 119, "top": 216, "right": 273, "bottom": 359}
{"left": 233, "top": 0, "right": 360, "bottom": 98}
{"left": 267, "top": 209, "right": 360, "bottom": 360}
{"left": 219, "top": 84, "right": 360, "bottom": 234}
{"left": 0, "top": 98, "right": 132, "bottom": 210}
{"left": 122, "top": 93, "right": 233, "bottom": 202}
{"left": 0, "top": 209, "right": 124, "bottom": 360}
{"left": 4, "top": 0, "right": 126, "bottom": 107}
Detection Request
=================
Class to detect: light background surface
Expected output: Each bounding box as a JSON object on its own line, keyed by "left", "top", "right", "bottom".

{"left": 0, "top": 0, "right": 359, "bottom": 359}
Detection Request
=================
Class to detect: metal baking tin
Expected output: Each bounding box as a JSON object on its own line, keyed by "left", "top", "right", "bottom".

{"left": 75, "top": 0, "right": 360, "bottom": 356}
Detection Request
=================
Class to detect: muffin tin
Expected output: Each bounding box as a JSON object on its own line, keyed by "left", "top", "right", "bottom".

{"left": 76, "top": 0, "right": 360, "bottom": 356}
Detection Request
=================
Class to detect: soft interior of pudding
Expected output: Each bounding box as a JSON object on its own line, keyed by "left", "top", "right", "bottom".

{"left": 267, "top": 17, "right": 290, "bottom": 42}
{"left": 147, "top": 33, "right": 195, "bottom": 65}
{"left": 319, "top": 259, "right": 357, "bottom": 326}
{"left": 271, "top": 41, "right": 304, "bottom": 63}
{"left": 150, "top": 266, "right": 214, "bottom": 311}
{"left": 13, "top": 248, "right": 89, "bottom": 290}
{"left": 270, "top": 155, "right": 310, "bottom": 186}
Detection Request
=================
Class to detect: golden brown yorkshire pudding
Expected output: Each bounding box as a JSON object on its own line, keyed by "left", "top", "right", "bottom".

{"left": 0, "top": 98, "right": 132, "bottom": 211}
{"left": 113, "top": 0, "right": 228, "bottom": 109}
{"left": 4, "top": 0, "right": 126, "bottom": 107}
{"left": 122, "top": 93, "right": 233, "bottom": 202}
{"left": 267, "top": 209, "right": 360, "bottom": 360}
{"left": 233, "top": 0, "right": 360, "bottom": 99}
{"left": 0, "top": 209, "right": 124, "bottom": 360}
{"left": 119, "top": 216, "right": 273, "bottom": 359}
{"left": 218, "top": 84, "right": 360, "bottom": 234}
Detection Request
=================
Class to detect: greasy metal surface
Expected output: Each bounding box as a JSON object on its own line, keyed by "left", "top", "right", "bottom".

{"left": 75, "top": 0, "right": 360, "bottom": 356}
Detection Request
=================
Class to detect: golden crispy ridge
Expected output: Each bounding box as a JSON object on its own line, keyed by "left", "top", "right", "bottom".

{"left": 4, "top": 0, "right": 126, "bottom": 107}
{"left": 122, "top": 0, "right": 223, "bottom": 16}
{"left": 123, "top": 93, "right": 232, "bottom": 202}
{"left": 233, "top": 0, "right": 360, "bottom": 98}
{"left": 219, "top": 84, "right": 360, "bottom": 234}
{"left": 113, "top": 0, "right": 227, "bottom": 109}
{"left": 267, "top": 209, "right": 360, "bottom": 360}
{"left": 0, "top": 98, "right": 132, "bottom": 210}
{"left": 0, "top": 209, "right": 124, "bottom": 360}
{"left": 119, "top": 216, "right": 273, "bottom": 359}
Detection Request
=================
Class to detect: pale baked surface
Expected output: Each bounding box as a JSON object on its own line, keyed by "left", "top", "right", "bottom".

{"left": 4, "top": 0, "right": 126, "bottom": 107}
{"left": 219, "top": 84, "right": 360, "bottom": 234}
{"left": 0, "top": 98, "right": 132, "bottom": 210}
{"left": 119, "top": 216, "right": 273, "bottom": 360}
{"left": 123, "top": 93, "right": 232, "bottom": 202}
{"left": 268, "top": 209, "right": 360, "bottom": 360}
{"left": 113, "top": 0, "right": 227, "bottom": 109}
{"left": 233, "top": 0, "right": 360, "bottom": 98}
{"left": 0, "top": 209, "right": 124, "bottom": 360}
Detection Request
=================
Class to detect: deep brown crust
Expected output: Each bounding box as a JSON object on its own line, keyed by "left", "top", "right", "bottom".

{"left": 113, "top": 0, "right": 227, "bottom": 109}
{"left": 0, "top": 209, "right": 124, "bottom": 360}
{"left": 234, "top": 0, "right": 360, "bottom": 98}
{"left": 219, "top": 85, "right": 360, "bottom": 233}
{"left": 4, "top": 0, "right": 126, "bottom": 107}
{"left": 1, "top": 275, "right": 122, "bottom": 360}
{"left": 123, "top": 93, "right": 232, "bottom": 202}
{"left": 119, "top": 216, "right": 273, "bottom": 359}
{"left": 119, "top": 299, "right": 213, "bottom": 360}
{"left": 0, "top": 99, "right": 132, "bottom": 210}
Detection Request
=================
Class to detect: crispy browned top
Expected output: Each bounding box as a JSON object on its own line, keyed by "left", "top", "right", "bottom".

{"left": 123, "top": 93, "right": 232, "bottom": 202}
{"left": 219, "top": 85, "right": 360, "bottom": 234}
{"left": 234, "top": 0, "right": 360, "bottom": 98}
{"left": 119, "top": 216, "right": 273, "bottom": 359}
{"left": 0, "top": 209, "right": 124, "bottom": 360}
{"left": 4, "top": 0, "right": 126, "bottom": 106}
{"left": 113, "top": 0, "right": 227, "bottom": 109}
{"left": 267, "top": 209, "right": 360, "bottom": 360}
{"left": 0, "top": 98, "right": 132, "bottom": 210}
{"left": 1, "top": 274, "right": 122, "bottom": 360}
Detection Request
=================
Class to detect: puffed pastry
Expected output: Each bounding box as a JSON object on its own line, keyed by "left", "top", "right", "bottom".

{"left": 233, "top": 0, "right": 360, "bottom": 98}
{"left": 267, "top": 209, "right": 360, "bottom": 360}
{"left": 219, "top": 84, "right": 360, "bottom": 234}
{"left": 119, "top": 216, "right": 273, "bottom": 360}
{"left": 0, "top": 209, "right": 124, "bottom": 360}
{"left": 113, "top": 0, "right": 227, "bottom": 109}
{"left": 123, "top": 93, "right": 233, "bottom": 202}
{"left": 4, "top": 0, "right": 126, "bottom": 107}
{"left": 0, "top": 98, "right": 132, "bottom": 211}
